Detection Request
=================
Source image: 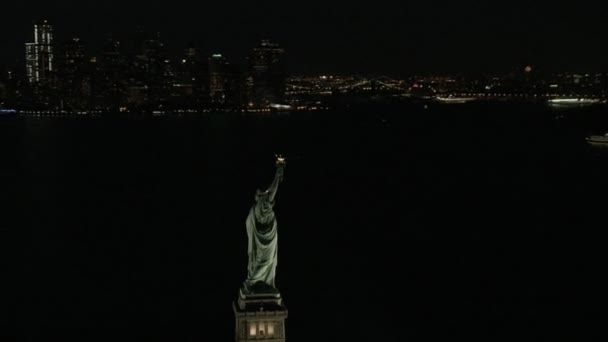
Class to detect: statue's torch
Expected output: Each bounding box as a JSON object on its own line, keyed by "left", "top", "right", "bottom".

{"left": 275, "top": 154, "right": 286, "bottom": 167}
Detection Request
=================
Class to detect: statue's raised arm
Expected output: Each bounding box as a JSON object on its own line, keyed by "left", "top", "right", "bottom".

{"left": 243, "top": 156, "right": 286, "bottom": 294}
{"left": 268, "top": 164, "right": 285, "bottom": 202}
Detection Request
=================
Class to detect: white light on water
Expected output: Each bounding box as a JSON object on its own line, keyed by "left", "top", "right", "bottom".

{"left": 549, "top": 98, "right": 599, "bottom": 104}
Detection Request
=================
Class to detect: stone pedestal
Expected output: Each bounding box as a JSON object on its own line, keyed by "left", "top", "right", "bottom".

{"left": 233, "top": 289, "right": 287, "bottom": 341}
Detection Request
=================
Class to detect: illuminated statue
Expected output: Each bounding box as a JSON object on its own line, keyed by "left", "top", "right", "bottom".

{"left": 243, "top": 156, "right": 286, "bottom": 294}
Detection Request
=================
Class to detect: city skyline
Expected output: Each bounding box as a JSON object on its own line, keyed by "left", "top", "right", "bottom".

{"left": 6, "top": 19, "right": 608, "bottom": 77}
{"left": 0, "top": 21, "right": 293, "bottom": 112}
{"left": 1, "top": 20, "right": 606, "bottom": 113}
{"left": 1, "top": 1, "right": 607, "bottom": 74}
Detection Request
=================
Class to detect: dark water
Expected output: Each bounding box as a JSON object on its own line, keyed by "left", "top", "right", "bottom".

{"left": 1, "top": 103, "right": 606, "bottom": 341}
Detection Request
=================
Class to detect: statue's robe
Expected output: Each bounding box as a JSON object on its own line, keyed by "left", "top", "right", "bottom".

{"left": 245, "top": 192, "right": 278, "bottom": 291}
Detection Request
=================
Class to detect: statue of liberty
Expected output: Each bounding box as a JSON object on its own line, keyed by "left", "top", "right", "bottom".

{"left": 243, "top": 156, "right": 286, "bottom": 294}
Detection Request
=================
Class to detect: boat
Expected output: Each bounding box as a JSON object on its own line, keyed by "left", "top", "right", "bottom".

{"left": 435, "top": 96, "right": 477, "bottom": 104}
{"left": 548, "top": 98, "right": 601, "bottom": 106}
{"left": 586, "top": 133, "right": 608, "bottom": 147}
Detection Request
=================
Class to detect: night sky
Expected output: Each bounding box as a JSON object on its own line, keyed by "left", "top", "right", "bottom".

{"left": 1, "top": 1, "right": 607, "bottom": 74}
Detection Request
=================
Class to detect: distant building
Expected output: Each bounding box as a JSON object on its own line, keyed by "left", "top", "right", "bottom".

{"left": 58, "top": 38, "right": 90, "bottom": 109}
{"left": 96, "top": 38, "right": 128, "bottom": 108}
{"left": 171, "top": 44, "right": 206, "bottom": 104}
{"left": 59, "top": 38, "right": 87, "bottom": 79}
{"left": 64, "top": 38, "right": 85, "bottom": 62}
{"left": 209, "top": 54, "right": 229, "bottom": 102}
{"left": 0, "top": 74, "right": 6, "bottom": 103}
{"left": 25, "top": 20, "right": 55, "bottom": 84}
{"left": 248, "top": 40, "right": 286, "bottom": 106}
{"left": 184, "top": 42, "right": 198, "bottom": 60}
{"left": 133, "top": 32, "right": 170, "bottom": 107}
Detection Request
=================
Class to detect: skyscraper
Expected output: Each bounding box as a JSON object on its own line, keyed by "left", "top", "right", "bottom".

{"left": 209, "top": 54, "right": 229, "bottom": 102}
{"left": 25, "top": 20, "right": 55, "bottom": 84}
{"left": 249, "top": 40, "right": 286, "bottom": 106}
{"left": 96, "top": 37, "right": 128, "bottom": 108}
{"left": 59, "top": 38, "right": 87, "bottom": 79}
{"left": 58, "top": 38, "right": 90, "bottom": 109}
{"left": 184, "top": 42, "right": 198, "bottom": 60}
{"left": 0, "top": 74, "right": 6, "bottom": 103}
{"left": 171, "top": 44, "right": 206, "bottom": 103}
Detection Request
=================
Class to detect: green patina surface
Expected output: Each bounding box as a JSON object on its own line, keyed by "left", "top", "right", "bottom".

{"left": 243, "top": 164, "right": 285, "bottom": 294}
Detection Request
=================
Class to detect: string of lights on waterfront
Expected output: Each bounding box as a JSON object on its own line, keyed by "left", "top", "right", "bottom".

{"left": 0, "top": 20, "right": 607, "bottom": 115}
